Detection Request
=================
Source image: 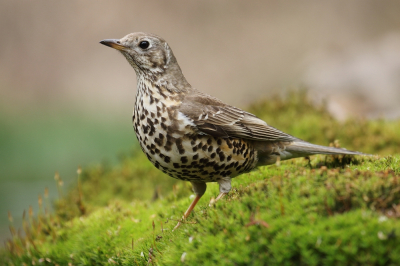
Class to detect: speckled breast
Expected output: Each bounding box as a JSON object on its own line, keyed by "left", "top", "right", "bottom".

{"left": 132, "top": 79, "right": 258, "bottom": 182}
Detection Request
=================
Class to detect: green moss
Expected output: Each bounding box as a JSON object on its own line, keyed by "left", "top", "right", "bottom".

{"left": 2, "top": 91, "right": 400, "bottom": 265}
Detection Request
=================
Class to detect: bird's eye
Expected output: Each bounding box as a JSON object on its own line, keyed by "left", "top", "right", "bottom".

{"left": 139, "top": 41, "right": 150, "bottom": 49}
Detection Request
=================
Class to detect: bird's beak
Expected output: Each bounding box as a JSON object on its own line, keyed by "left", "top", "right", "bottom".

{"left": 99, "top": 39, "right": 127, "bottom": 51}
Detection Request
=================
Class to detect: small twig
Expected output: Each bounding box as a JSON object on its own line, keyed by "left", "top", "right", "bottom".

{"left": 245, "top": 212, "right": 269, "bottom": 228}
{"left": 324, "top": 197, "right": 333, "bottom": 216}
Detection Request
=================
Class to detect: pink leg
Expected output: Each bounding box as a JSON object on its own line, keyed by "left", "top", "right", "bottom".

{"left": 173, "top": 182, "right": 206, "bottom": 231}
{"left": 215, "top": 192, "right": 227, "bottom": 201}
{"left": 173, "top": 194, "right": 203, "bottom": 230}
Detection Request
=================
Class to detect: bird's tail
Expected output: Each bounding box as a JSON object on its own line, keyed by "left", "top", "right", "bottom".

{"left": 255, "top": 140, "right": 369, "bottom": 166}
{"left": 284, "top": 141, "right": 367, "bottom": 158}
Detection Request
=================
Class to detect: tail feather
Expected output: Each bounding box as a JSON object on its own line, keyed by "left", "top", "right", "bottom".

{"left": 255, "top": 140, "right": 370, "bottom": 166}
{"left": 284, "top": 141, "right": 368, "bottom": 157}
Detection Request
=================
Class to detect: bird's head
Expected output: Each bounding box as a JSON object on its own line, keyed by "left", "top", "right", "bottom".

{"left": 100, "top": 32, "right": 177, "bottom": 76}
{"left": 100, "top": 32, "right": 190, "bottom": 92}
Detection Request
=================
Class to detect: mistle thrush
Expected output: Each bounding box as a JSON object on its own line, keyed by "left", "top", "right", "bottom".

{"left": 100, "top": 32, "right": 365, "bottom": 229}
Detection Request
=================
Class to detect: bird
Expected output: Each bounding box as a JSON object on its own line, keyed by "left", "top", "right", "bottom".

{"left": 100, "top": 32, "right": 365, "bottom": 229}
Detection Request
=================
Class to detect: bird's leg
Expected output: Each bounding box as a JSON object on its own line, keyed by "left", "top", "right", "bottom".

{"left": 217, "top": 176, "right": 231, "bottom": 200}
{"left": 173, "top": 182, "right": 206, "bottom": 231}
{"left": 210, "top": 177, "right": 231, "bottom": 206}
{"left": 215, "top": 192, "right": 227, "bottom": 201}
{"left": 173, "top": 194, "right": 202, "bottom": 230}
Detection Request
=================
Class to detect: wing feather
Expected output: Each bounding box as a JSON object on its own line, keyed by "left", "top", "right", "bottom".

{"left": 179, "top": 90, "right": 298, "bottom": 142}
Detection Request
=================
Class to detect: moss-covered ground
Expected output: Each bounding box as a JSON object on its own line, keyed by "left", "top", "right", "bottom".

{"left": 2, "top": 91, "right": 400, "bottom": 265}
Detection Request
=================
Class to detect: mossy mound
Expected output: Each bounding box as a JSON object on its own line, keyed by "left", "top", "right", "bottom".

{"left": 2, "top": 91, "right": 400, "bottom": 265}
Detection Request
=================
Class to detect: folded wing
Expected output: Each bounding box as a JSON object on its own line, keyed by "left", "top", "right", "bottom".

{"left": 179, "top": 90, "right": 298, "bottom": 142}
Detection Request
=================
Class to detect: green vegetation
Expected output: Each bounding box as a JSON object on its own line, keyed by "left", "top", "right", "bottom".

{"left": 0, "top": 106, "right": 135, "bottom": 238}
{"left": 2, "top": 91, "right": 400, "bottom": 265}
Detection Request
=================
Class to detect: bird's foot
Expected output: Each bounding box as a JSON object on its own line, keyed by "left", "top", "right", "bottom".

{"left": 209, "top": 192, "right": 227, "bottom": 207}
{"left": 173, "top": 218, "right": 184, "bottom": 231}
{"left": 173, "top": 217, "right": 198, "bottom": 231}
{"left": 216, "top": 192, "right": 227, "bottom": 201}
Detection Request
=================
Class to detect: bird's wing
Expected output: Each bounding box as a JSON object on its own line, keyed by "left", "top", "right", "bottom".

{"left": 179, "top": 90, "right": 298, "bottom": 142}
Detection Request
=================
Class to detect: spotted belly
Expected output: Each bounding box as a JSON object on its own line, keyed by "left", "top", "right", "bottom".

{"left": 131, "top": 81, "right": 258, "bottom": 182}
{"left": 136, "top": 133, "right": 258, "bottom": 182}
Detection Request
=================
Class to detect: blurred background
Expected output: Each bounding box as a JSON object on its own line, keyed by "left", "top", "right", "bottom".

{"left": 1, "top": 0, "right": 400, "bottom": 242}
